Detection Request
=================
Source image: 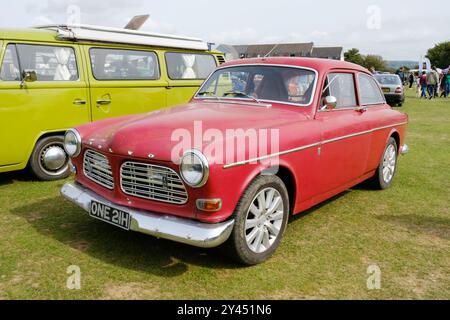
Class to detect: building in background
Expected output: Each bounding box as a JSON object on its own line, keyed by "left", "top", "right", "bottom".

{"left": 217, "top": 43, "right": 343, "bottom": 61}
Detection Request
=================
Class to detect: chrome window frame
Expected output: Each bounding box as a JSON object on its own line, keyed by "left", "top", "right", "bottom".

{"left": 194, "top": 64, "right": 319, "bottom": 108}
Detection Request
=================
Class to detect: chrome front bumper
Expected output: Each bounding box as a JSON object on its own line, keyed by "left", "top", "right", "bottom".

{"left": 60, "top": 183, "right": 235, "bottom": 248}
{"left": 400, "top": 144, "right": 409, "bottom": 155}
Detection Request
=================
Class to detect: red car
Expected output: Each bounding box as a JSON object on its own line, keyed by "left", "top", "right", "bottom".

{"left": 61, "top": 58, "right": 409, "bottom": 265}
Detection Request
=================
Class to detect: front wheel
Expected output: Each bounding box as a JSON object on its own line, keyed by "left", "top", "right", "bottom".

{"left": 225, "top": 175, "right": 289, "bottom": 265}
{"left": 370, "top": 137, "right": 398, "bottom": 190}
{"left": 29, "top": 136, "right": 71, "bottom": 181}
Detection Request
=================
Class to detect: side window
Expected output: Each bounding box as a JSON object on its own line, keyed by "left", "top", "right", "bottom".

{"left": 16, "top": 44, "right": 79, "bottom": 81}
{"left": 0, "top": 45, "right": 21, "bottom": 81}
{"left": 90, "top": 48, "right": 160, "bottom": 80}
{"left": 358, "top": 73, "right": 385, "bottom": 105}
{"left": 322, "top": 73, "right": 357, "bottom": 109}
{"left": 165, "top": 53, "right": 217, "bottom": 80}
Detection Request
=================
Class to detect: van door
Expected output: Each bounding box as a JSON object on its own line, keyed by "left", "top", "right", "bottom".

{"left": 85, "top": 46, "right": 167, "bottom": 121}
{"left": 164, "top": 52, "right": 218, "bottom": 106}
{"left": 0, "top": 42, "right": 89, "bottom": 170}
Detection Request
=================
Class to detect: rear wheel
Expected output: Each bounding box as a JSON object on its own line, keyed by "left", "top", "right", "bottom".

{"left": 370, "top": 137, "right": 398, "bottom": 190}
{"left": 225, "top": 175, "right": 289, "bottom": 265}
{"left": 29, "top": 136, "right": 71, "bottom": 181}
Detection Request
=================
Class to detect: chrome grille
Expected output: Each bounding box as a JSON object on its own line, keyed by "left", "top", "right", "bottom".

{"left": 83, "top": 150, "right": 114, "bottom": 190}
{"left": 120, "top": 162, "right": 188, "bottom": 205}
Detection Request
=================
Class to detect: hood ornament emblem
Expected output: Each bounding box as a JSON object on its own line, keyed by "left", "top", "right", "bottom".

{"left": 128, "top": 151, "right": 134, "bottom": 156}
{"left": 148, "top": 153, "right": 155, "bottom": 159}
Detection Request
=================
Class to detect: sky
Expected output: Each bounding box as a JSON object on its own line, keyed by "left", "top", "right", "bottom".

{"left": 1, "top": 0, "right": 449, "bottom": 60}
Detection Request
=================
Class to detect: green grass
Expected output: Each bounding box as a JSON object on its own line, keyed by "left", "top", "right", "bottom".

{"left": 0, "top": 90, "right": 449, "bottom": 300}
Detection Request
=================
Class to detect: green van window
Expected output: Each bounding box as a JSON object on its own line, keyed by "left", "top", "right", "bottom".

{"left": 16, "top": 44, "right": 79, "bottom": 81}
{"left": 0, "top": 45, "right": 21, "bottom": 81}
{"left": 89, "top": 48, "right": 160, "bottom": 81}
{"left": 165, "top": 53, "right": 217, "bottom": 80}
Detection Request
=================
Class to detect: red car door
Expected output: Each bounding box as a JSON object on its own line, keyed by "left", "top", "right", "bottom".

{"left": 315, "top": 71, "right": 372, "bottom": 194}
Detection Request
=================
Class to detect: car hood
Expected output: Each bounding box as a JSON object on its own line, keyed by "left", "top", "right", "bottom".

{"left": 78, "top": 101, "right": 309, "bottom": 162}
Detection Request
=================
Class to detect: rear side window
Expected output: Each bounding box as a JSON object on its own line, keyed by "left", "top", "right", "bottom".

{"left": 0, "top": 44, "right": 21, "bottom": 81}
{"left": 165, "top": 53, "right": 217, "bottom": 80}
{"left": 322, "top": 73, "right": 357, "bottom": 109}
{"left": 16, "top": 44, "right": 79, "bottom": 81}
{"left": 90, "top": 48, "right": 160, "bottom": 80}
{"left": 358, "top": 73, "right": 385, "bottom": 105}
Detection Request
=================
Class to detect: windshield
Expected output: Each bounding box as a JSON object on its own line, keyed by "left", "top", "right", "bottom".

{"left": 196, "top": 65, "right": 317, "bottom": 106}
{"left": 374, "top": 75, "right": 402, "bottom": 85}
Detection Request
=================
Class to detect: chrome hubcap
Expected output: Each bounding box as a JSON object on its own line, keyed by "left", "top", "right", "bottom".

{"left": 382, "top": 144, "right": 397, "bottom": 183}
{"left": 39, "top": 144, "right": 68, "bottom": 175}
{"left": 245, "top": 188, "right": 284, "bottom": 254}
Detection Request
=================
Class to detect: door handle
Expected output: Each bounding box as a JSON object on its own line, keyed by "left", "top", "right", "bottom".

{"left": 73, "top": 99, "right": 87, "bottom": 105}
{"left": 97, "top": 99, "right": 111, "bottom": 106}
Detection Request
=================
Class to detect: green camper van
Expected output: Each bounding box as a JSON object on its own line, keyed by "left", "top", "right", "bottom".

{"left": 0, "top": 24, "right": 225, "bottom": 180}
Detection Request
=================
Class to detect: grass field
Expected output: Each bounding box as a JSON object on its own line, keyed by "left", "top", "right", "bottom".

{"left": 0, "top": 90, "right": 449, "bottom": 300}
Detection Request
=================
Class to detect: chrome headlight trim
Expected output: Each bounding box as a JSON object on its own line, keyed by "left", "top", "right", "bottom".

{"left": 179, "top": 149, "right": 209, "bottom": 188}
{"left": 64, "top": 128, "right": 82, "bottom": 158}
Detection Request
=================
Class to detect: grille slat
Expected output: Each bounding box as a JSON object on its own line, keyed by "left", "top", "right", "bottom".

{"left": 83, "top": 150, "right": 114, "bottom": 190}
{"left": 120, "top": 161, "right": 188, "bottom": 205}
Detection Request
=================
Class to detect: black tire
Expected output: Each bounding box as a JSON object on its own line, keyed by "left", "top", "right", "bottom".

{"left": 224, "top": 175, "right": 289, "bottom": 265}
{"left": 370, "top": 137, "right": 398, "bottom": 190}
{"left": 29, "top": 135, "right": 71, "bottom": 181}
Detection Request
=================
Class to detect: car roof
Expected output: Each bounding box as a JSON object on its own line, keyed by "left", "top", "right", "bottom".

{"left": 0, "top": 28, "right": 222, "bottom": 53}
{"left": 220, "top": 57, "right": 370, "bottom": 74}
{"left": 0, "top": 28, "right": 61, "bottom": 43}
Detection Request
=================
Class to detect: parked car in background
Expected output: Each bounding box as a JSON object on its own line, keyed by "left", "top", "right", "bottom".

{"left": 374, "top": 74, "right": 405, "bottom": 107}
{"left": 0, "top": 24, "right": 225, "bottom": 180}
{"left": 61, "top": 57, "right": 409, "bottom": 265}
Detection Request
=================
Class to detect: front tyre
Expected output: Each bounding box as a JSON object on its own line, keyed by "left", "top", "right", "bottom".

{"left": 225, "top": 175, "right": 289, "bottom": 265}
{"left": 371, "top": 137, "right": 398, "bottom": 190}
{"left": 29, "top": 136, "right": 71, "bottom": 181}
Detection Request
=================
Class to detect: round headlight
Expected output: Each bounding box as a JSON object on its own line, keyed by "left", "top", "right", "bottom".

{"left": 180, "top": 150, "right": 209, "bottom": 188}
{"left": 64, "top": 129, "right": 81, "bottom": 158}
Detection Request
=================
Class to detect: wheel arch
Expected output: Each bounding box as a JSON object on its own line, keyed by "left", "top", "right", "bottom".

{"left": 389, "top": 130, "right": 401, "bottom": 154}
{"left": 239, "top": 163, "right": 298, "bottom": 216}
{"left": 27, "top": 130, "right": 68, "bottom": 164}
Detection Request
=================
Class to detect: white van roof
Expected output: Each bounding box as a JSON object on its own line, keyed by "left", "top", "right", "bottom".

{"left": 34, "top": 24, "right": 209, "bottom": 51}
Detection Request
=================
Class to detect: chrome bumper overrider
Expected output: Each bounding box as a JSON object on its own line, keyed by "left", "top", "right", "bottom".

{"left": 60, "top": 183, "right": 235, "bottom": 248}
{"left": 400, "top": 144, "right": 409, "bottom": 155}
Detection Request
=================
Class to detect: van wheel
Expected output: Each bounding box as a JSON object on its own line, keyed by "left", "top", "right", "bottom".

{"left": 29, "top": 136, "right": 70, "bottom": 181}
{"left": 370, "top": 137, "right": 398, "bottom": 190}
{"left": 225, "top": 175, "right": 289, "bottom": 265}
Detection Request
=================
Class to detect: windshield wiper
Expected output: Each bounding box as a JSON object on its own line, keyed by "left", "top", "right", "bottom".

{"left": 223, "top": 91, "right": 262, "bottom": 104}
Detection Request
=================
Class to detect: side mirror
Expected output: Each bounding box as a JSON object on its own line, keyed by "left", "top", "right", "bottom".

{"left": 20, "top": 70, "right": 37, "bottom": 88}
{"left": 321, "top": 96, "right": 337, "bottom": 111}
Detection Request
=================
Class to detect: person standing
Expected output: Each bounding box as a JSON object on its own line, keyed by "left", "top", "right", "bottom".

{"left": 440, "top": 72, "right": 447, "bottom": 97}
{"left": 409, "top": 72, "right": 415, "bottom": 89}
{"left": 420, "top": 71, "right": 428, "bottom": 98}
{"left": 445, "top": 67, "right": 450, "bottom": 98}
{"left": 426, "top": 68, "right": 438, "bottom": 99}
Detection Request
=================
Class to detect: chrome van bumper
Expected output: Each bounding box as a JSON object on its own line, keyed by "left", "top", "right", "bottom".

{"left": 400, "top": 144, "right": 409, "bottom": 155}
{"left": 60, "top": 183, "right": 235, "bottom": 248}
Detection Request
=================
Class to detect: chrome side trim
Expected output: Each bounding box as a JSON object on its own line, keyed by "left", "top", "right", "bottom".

{"left": 61, "top": 183, "right": 235, "bottom": 249}
{"left": 223, "top": 122, "right": 408, "bottom": 169}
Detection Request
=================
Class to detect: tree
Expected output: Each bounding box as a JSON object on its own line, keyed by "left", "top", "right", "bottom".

{"left": 363, "top": 55, "right": 386, "bottom": 72}
{"left": 426, "top": 42, "right": 450, "bottom": 68}
{"left": 344, "top": 48, "right": 364, "bottom": 66}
